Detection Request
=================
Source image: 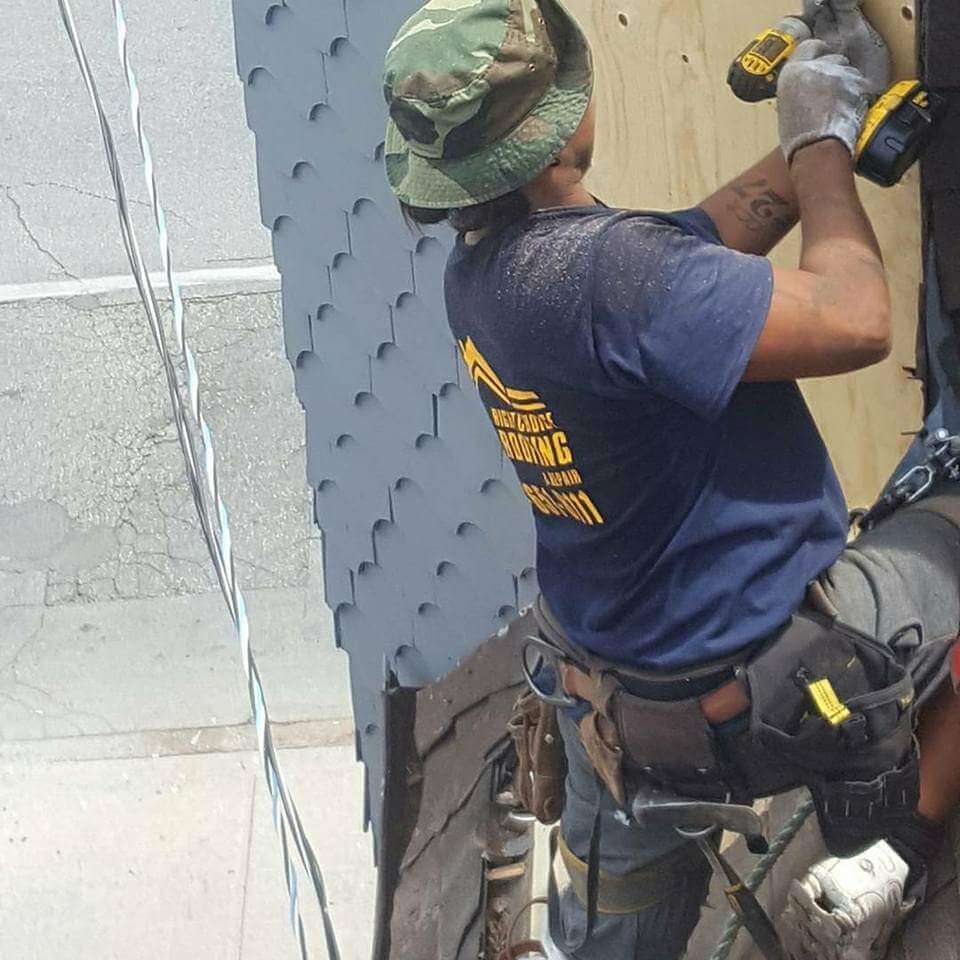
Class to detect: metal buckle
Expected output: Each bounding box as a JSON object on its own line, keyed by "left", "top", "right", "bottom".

{"left": 861, "top": 428, "right": 960, "bottom": 529}
{"left": 520, "top": 635, "right": 579, "bottom": 709}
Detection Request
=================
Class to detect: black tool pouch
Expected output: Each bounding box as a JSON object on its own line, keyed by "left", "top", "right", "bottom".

{"left": 810, "top": 749, "right": 921, "bottom": 857}
{"left": 613, "top": 692, "right": 726, "bottom": 797}
{"left": 745, "top": 609, "right": 918, "bottom": 856}
{"left": 508, "top": 689, "right": 567, "bottom": 824}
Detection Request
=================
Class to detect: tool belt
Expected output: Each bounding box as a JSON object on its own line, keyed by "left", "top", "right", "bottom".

{"left": 531, "top": 591, "right": 920, "bottom": 859}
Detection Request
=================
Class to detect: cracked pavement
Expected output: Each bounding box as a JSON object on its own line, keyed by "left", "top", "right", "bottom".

{"left": 4, "top": 186, "right": 80, "bottom": 281}
{"left": 0, "top": 295, "right": 313, "bottom": 609}
{"left": 0, "top": 290, "right": 374, "bottom": 958}
{"left": 0, "top": 0, "right": 271, "bottom": 285}
{"left": 0, "top": 3, "right": 374, "bottom": 957}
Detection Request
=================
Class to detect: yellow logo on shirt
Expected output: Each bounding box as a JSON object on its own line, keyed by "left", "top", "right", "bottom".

{"left": 459, "top": 336, "right": 546, "bottom": 412}
{"left": 459, "top": 337, "right": 606, "bottom": 527}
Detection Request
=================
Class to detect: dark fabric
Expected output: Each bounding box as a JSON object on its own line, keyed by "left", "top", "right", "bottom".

{"left": 745, "top": 611, "right": 914, "bottom": 782}
{"left": 445, "top": 204, "right": 848, "bottom": 670}
{"left": 919, "top": 100, "right": 960, "bottom": 191}
{"left": 923, "top": 0, "right": 960, "bottom": 90}
{"left": 921, "top": 0, "right": 960, "bottom": 318}
{"left": 887, "top": 812, "right": 948, "bottom": 900}
{"left": 931, "top": 194, "right": 960, "bottom": 316}
{"left": 614, "top": 692, "right": 719, "bottom": 779}
{"left": 818, "top": 496, "right": 960, "bottom": 706}
{"left": 811, "top": 751, "right": 922, "bottom": 859}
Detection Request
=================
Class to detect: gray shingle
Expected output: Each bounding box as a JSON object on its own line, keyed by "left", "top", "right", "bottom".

{"left": 231, "top": 0, "right": 537, "bottom": 846}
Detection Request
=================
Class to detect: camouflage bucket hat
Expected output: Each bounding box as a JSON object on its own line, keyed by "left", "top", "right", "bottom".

{"left": 383, "top": 0, "right": 593, "bottom": 209}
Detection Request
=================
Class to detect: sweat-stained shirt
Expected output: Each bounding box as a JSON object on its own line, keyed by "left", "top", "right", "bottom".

{"left": 444, "top": 204, "right": 849, "bottom": 670}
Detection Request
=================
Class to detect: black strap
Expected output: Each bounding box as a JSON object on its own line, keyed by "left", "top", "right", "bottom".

{"left": 547, "top": 787, "right": 785, "bottom": 960}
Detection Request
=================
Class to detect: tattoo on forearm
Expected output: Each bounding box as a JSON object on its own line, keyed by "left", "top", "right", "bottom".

{"left": 725, "top": 178, "right": 795, "bottom": 236}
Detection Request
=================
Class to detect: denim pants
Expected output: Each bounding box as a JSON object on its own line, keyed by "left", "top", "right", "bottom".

{"left": 548, "top": 497, "right": 960, "bottom": 960}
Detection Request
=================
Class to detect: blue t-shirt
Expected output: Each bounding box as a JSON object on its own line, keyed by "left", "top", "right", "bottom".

{"left": 444, "top": 204, "right": 848, "bottom": 670}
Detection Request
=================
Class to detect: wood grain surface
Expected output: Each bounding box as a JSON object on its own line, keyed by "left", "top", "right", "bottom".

{"left": 570, "top": 0, "right": 922, "bottom": 507}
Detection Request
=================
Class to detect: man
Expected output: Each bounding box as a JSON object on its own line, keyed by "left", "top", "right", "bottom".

{"left": 382, "top": 1, "right": 960, "bottom": 957}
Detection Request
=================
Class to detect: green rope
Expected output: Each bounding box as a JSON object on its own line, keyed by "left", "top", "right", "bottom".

{"left": 708, "top": 795, "right": 817, "bottom": 960}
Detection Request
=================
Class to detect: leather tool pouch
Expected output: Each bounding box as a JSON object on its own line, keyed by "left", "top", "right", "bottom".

{"left": 613, "top": 692, "right": 723, "bottom": 795}
{"left": 508, "top": 689, "right": 567, "bottom": 824}
{"left": 745, "top": 609, "right": 918, "bottom": 857}
{"left": 571, "top": 669, "right": 726, "bottom": 802}
{"left": 579, "top": 708, "right": 627, "bottom": 809}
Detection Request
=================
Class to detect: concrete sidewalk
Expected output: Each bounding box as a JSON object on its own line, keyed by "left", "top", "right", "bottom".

{"left": 0, "top": 290, "right": 376, "bottom": 960}
{"left": 0, "top": 738, "right": 375, "bottom": 960}
{"left": 1, "top": 4, "right": 373, "bottom": 954}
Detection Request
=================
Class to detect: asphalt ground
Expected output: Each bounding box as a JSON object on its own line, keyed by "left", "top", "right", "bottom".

{"left": 0, "top": 3, "right": 373, "bottom": 958}
{"left": 0, "top": 0, "right": 271, "bottom": 286}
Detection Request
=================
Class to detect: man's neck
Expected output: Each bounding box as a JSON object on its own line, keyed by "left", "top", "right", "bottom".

{"left": 463, "top": 181, "right": 598, "bottom": 247}
{"left": 524, "top": 180, "right": 597, "bottom": 212}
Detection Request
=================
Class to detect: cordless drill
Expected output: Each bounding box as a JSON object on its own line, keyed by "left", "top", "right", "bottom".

{"left": 728, "top": 15, "right": 944, "bottom": 186}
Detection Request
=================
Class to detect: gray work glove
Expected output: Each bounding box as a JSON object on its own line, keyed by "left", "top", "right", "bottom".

{"left": 777, "top": 38, "right": 872, "bottom": 162}
{"left": 803, "top": 0, "right": 891, "bottom": 95}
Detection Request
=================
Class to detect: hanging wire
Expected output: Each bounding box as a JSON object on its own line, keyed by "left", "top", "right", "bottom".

{"left": 53, "top": 2, "right": 342, "bottom": 957}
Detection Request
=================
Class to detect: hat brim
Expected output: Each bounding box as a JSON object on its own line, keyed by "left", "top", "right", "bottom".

{"left": 385, "top": 0, "right": 593, "bottom": 210}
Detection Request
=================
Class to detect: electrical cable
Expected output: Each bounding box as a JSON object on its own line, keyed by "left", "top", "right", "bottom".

{"left": 53, "top": 2, "right": 342, "bottom": 956}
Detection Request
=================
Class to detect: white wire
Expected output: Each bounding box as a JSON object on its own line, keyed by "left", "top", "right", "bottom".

{"left": 54, "top": 2, "right": 342, "bottom": 957}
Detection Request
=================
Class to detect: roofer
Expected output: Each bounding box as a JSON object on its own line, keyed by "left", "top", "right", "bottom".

{"left": 382, "top": 1, "right": 960, "bottom": 957}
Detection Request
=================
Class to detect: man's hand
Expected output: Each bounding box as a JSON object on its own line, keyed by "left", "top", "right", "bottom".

{"left": 803, "top": 0, "right": 891, "bottom": 95}
{"left": 777, "top": 39, "right": 872, "bottom": 162}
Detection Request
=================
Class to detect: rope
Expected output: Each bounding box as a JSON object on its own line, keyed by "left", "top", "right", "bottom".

{"left": 54, "top": 3, "right": 341, "bottom": 957}
{"left": 708, "top": 796, "right": 816, "bottom": 960}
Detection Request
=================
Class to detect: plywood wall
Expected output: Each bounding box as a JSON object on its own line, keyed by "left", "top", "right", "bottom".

{"left": 570, "top": 0, "right": 922, "bottom": 508}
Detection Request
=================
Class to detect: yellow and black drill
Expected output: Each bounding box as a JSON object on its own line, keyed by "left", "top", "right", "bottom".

{"left": 728, "top": 16, "right": 813, "bottom": 102}
{"left": 728, "top": 14, "right": 944, "bottom": 187}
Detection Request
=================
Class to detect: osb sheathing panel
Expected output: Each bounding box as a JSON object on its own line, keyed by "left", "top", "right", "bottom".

{"left": 573, "top": 0, "right": 922, "bottom": 508}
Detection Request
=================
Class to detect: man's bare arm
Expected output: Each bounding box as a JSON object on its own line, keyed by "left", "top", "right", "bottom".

{"left": 744, "top": 139, "right": 891, "bottom": 380}
{"left": 698, "top": 149, "right": 799, "bottom": 256}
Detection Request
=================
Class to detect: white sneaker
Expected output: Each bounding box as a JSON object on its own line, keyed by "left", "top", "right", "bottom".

{"left": 779, "top": 840, "right": 916, "bottom": 960}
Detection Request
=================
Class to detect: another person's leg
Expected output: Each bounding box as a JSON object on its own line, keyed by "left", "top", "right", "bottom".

{"left": 782, "top": 497, "right": 960, "bottom": 958}
{"left": 818, "top": 497, "right": 960, "bottom": 854}
{"left": 547, "top": 708, "right": 711, "bottom": 960}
